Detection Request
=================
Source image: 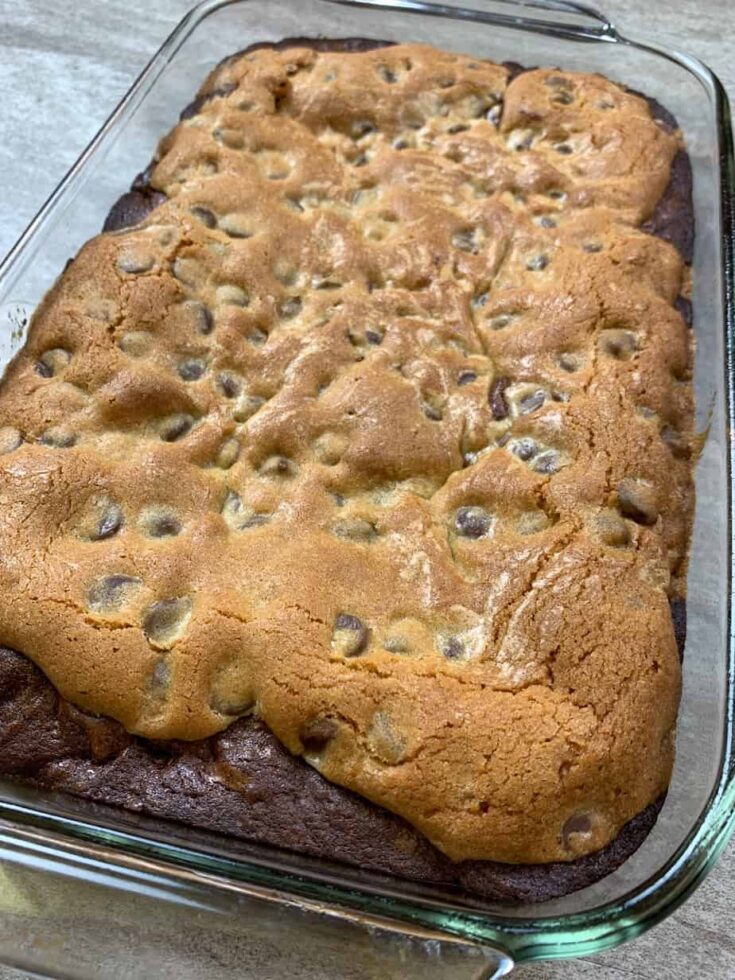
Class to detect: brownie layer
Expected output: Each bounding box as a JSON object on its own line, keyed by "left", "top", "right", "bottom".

{"left": 0, "top": 646, "right": 663, "bottom": 904}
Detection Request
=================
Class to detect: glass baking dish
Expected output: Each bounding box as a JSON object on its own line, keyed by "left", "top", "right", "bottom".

{"left": 0, "top": 0, "right": 733, "bottom": 974}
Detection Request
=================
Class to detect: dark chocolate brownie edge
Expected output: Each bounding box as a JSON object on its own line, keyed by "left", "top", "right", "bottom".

{"left": 0, "top": 38, "right": 691, "bottom": 905}
{"left": 0, "top": 647, "right": 665, "bottom": 904}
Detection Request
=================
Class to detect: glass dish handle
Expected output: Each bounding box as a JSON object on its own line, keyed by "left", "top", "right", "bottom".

{"left": 335, "top": 0, "right": 618, "bottom": 41}
{"left": 0, "top": 825, "right": 515, "bottom": 978}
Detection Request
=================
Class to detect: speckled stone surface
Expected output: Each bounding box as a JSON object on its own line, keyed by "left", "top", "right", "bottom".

{"left": 0, "top": 1, "right": 733, "bottom": 977}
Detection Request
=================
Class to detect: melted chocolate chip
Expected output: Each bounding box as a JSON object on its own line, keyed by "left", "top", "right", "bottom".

{"left": 160, "top": 414, "right": 194, "bottom": 442}
{"left": 95, "top": 504, "right": 124, "bottom": 541}
{"left": 617, "top": 479, "right": 658, "bottom": 526}
{"left": 190, "top": 206, "right": 217, "bottom": 228}
{"left": 87, "top": 575, "right": 141, "bottom": 612}
{"left": 143, "top": 597, "right": 192, "bottom": 648}
{"left": 300, "top": 717, "right": 338, "bottom": 753}
{"left": 332, "top": 614, "right": 369, "bottom": 657}
{"left": 178, "top": 359, "right": 206, "bottom": 382}
{"left": 441, "top": 636, "right": 464, "bottom": 660}
{"left": 489, "top": 377, "right": 510, "bottom": 420}
{"left": 455, "top": 506, "right": 492, "bottom": 539}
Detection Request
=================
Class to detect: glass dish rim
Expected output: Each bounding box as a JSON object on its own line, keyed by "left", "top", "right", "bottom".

{"left": 0, "top": 0, "right": 733, "bottom": 964}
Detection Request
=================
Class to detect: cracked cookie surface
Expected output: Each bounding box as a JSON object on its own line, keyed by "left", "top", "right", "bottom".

{"left": 0, "top": 42, "right": 692, "bottom": 864}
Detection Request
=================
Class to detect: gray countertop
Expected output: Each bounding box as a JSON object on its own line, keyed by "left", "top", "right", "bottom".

{"left": 0, "top": 1, "right": 733, "bottom": 977}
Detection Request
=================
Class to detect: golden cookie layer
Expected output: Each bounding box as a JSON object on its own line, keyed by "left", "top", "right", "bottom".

{"left": 0, "top": 43, "right": 692, "bottom": 863}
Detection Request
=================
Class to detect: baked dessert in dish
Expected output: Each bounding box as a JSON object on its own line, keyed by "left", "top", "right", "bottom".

{"left": 0, "top": 39, "right": 694, "bottom": 901}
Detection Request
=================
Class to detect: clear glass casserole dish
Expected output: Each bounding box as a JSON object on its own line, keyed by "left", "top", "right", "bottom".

{"left": 0, "top": 0, "right": 732, "bottom": 974}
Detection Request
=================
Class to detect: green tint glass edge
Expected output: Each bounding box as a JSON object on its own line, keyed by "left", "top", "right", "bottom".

{"left": 0, "top": 0, "right": 733, "bottom": 965}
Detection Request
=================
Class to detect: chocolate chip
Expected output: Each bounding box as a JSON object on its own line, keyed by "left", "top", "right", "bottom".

{"left": 217, "top": 373, "right": 241, "bottom": 398}
{"left": 332, "top": 613, "right": 369, "bottom": 657}
{"left": 511, "top": 131, "right": 533, "bottom": 151}
{"left": 332, "top": 519, "right": 377, "bottom": 542}
{"left": 455, "top": 506, "right": 492, "bottom": 539}
{"left": 552, "top": 91, "right": 575, "bottom": 106}
{"left": 452, "top": 228, "right": 480, "bottom": 254}
{"left": 486, "top": 105, "right": 501, "bottom": 126}
{"left": 539, "top": 216, "right": 557, "bottom": 228}
{"left": 117, "top": 248, "right": 155, "bottom": 274}
{"left": 242, "top": 514, "right": 270, "bottom": 528}
{"left": 441, "top": 636, "right": 464, "bottom": 660}
{"left": 118, "top": 331, "right": 153, "bottom": 357}
{"left": 448, "top": 123, "right": 470, "bottom": 134}
{"left": 143, "top": 511, "right": 182, "bottom": 538}
{"left": 143, "top": 597, "right": 192, "bottom": 648}
{"left": 378, "top": 65, "right": 398, "bottom": 84}
{"left": 599, "top": 328, "right": 638, "bottom": 360}
{"left": 422, "top": 401, "right": 443, "bottom": 421}
{"left": 557, "top": 353, "right": 579, "bottom": 373}
{"left": 352, "top": 120, "right": 376, "bottom": 139}
{"left": 151, "top": 659, "right": 170, "bottom": 694}
{"left": 260, "top": 455, "right": 297, "bottom": 478}
{"left": 516, "top": 511, "right": 551, "bottom": 535}
{"left": 160, "top": 414, "right": 194, "bottom": 442}
{"left": 365, "top": 329, "right": 383, "bottom": 345}
{"left": 36, "top": 348, "right": 70, "bottom": 378}
{"left": 545, "top": 75, "right": 573, "bottom": 90}
{"left": 219, "top": 214, "right": 253, "bottom": 239}
{"left": 489, "top": 314, "right": 512, "bottom": 330}
{"left": 458, "top": 370, "right": 477, "bottom": 386}
{"left": 216, "top": 284, "right": 249, "bottom": 307}
{"left": 278, "top": 297, "right": 302, "bottom": 319}
{"left": 526, "top": 254, "right": 550, "bottom": 271}
{"left": 213, "top": 127, "right": 245, "bottom": 149}
{"left": 594, "top": 509, "right": 631, "bottom": 547}
{"left": 617, "top": 478, "right": 658, "bottom": 526}
{"left": 173, "top": 257, "right": 201, "bottom": 287}
{"left": 300, "top": 717, "right": 338, "bottom": 753}
{"left": 562, "top": 813, "right": 592, "bottom": 850}
{"left": 233, "top": 394, "right": 265, "bottom": 422}
{"left": 87, "top": 574, "right": 141, "bottom": 612}
{"left": 531, "top": 449, "right": 562, "bottom": 474}
{"left": 583, "top": 241, "right": 603, "bottom": 253}
{"left": 555, "top": 143, "right": 573, "bottom": 155}
{"left": 222, "top": 491, "right": 245, "bottom": 529}
{"left": 94, "top": 503, "right": 124, "bottom": 541}
{"left": 367, "top": 711, "right": 407, "bottom": 764}
{"left": 40, "top": 426, "right": 76, "bottom": 448}
{"left": 661, "top": 424, "right": 689, "bottom": 459}
{"left": 517, "top": 388, "right": 548, "bottom": 416}
{"left": 178, "top": 358, "right": 206, "bottom": 381}
{"left": 184, "top": 300, "right": 214, "bottom": 335}
{"left": 510, "top": 437, "right": 538, "bottom": 461}
{"left": 190, "top": 206, "right": 217, "bottom": 228}
{"left": 384, "top": 636, "right": 410, "bottom": 653}
{"left": 0, "top": 426, "right": 22, "bottom": 454}
{"left": 489, "top": 377, "right": 510, "bottom": 420}
{"left": 216, "top": 438, "right": 240, "bottom": 469}
{"left": 313, "top": 277, "right": 343, "bottom": 291}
